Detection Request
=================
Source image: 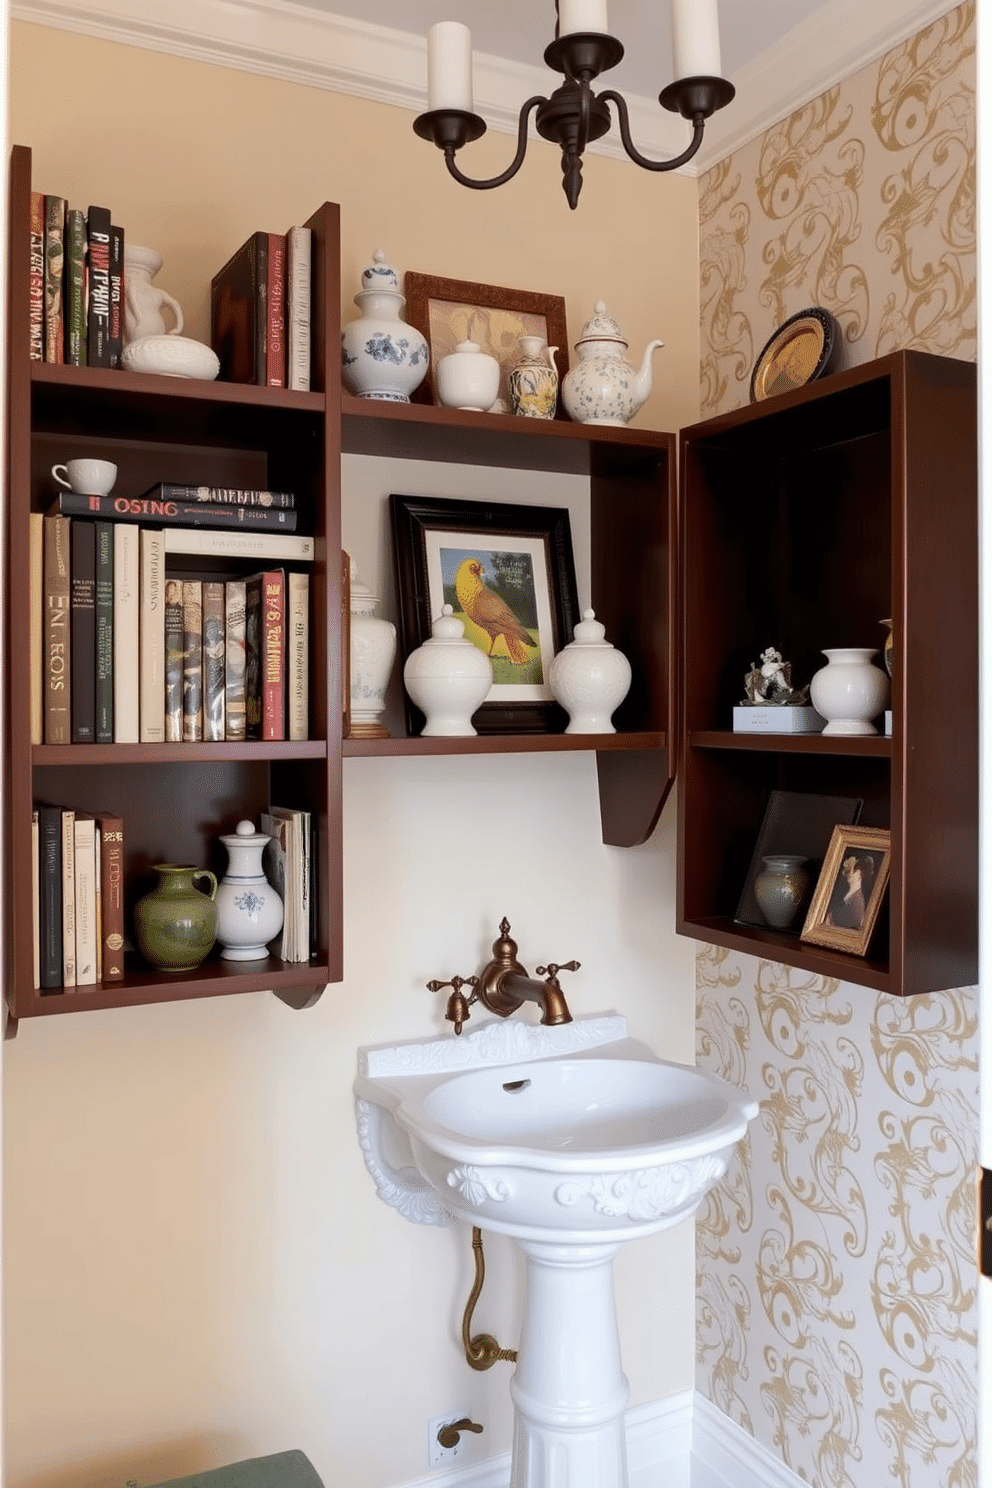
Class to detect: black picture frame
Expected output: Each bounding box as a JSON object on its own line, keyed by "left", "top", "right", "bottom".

{"left": 390, "top": 493, "right": 579, "bottom": 735}
{"left": 735, "top": 789, "right": 864, "bottom": 933}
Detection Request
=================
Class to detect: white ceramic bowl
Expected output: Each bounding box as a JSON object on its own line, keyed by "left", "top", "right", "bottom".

{"left": 122, "top": 334, "right": 220, "bottom": 381}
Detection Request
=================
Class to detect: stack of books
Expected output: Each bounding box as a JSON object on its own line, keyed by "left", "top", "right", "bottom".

{"left": 30, "top": 189, "right": 123, "bottom": 368}
{"left": 33, "top": 805, "right": 124, "bottom": 991}
{"left": 211, "top": 227, "right": 313, "bottom": 391}
{"left": 260, "top": 807, "right": 315, "bottom": 963}
{"left": 33, "top": 484, "right": 312, "bottom": 746}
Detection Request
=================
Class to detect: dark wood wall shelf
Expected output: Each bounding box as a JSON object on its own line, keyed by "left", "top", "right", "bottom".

{"left": 343, "top": 730, "right": 665, "bottom": 759}
{"left": 677, "top": 350, "right": 977, "bottom": 997}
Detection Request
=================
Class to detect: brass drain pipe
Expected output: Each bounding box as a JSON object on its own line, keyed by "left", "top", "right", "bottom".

{"left": 462, "top": 1227, "right": 518, "bottom": 1370}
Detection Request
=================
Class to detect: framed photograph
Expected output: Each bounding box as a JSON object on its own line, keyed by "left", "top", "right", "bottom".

{"left": 390, "top": 493, "right": 579, "bottom": 735}
{"left": 800, "top": 825, "right": 892, "bottom": 956}
{"left": 403, "top": 271, "right": 569, "bottom": 416}
{"left": 750, "top": 306, "right": 838, "bottom": 403}
{"left": 735, "top": 789, "right": 863, "bottom": 932}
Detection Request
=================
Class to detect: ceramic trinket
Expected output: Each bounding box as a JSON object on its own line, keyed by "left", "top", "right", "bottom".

{"left": 133, "top": 863, "right": 218, "bottom": 972}
{"left": 340, "top": 249, "right": 430, "bottom": 402}
{"left": 121, "top": 244, "right": 220, "bottom": 380}
{"left": 508, "top": 335, "right": 559, "bottom": 419}
{"left": 215, "top": 820, "right": 285, "bottom": 961}
{"left": 348, "top": 559, "right": 397, "bottom": 739}
{"left": 548, "top": 608, "right": 632, "bottom": 733}
{"left": 809, "top": 647, "right": 890, "bottom": 735}
{"left": 753, "top": 854, "right": 810, "bottom": 930}
{"left": 436, "top": 339, "right": 501, "bottom": 412}
{"left": 403, "top": 604, "right": 493, "bottom": 736}
{"left": 561, "top": 301, "right": 663, "bottom": 426}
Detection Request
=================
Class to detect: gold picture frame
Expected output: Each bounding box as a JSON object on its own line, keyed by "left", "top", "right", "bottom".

{"left": 800, "top": 824, "right": 891, "bottom": 957}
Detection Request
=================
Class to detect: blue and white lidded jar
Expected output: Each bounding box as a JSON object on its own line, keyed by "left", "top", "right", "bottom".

{"left": 215, "top": 820, "right": 285, "bottom": 961}
{"left": 341, "top": 249, "right": 430, "bottom": 402}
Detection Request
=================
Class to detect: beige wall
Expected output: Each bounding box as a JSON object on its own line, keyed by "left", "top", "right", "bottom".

{"left": 694, "top": 9, "right": 979, "bottom": 1487}
{"left": 4, "top": 21, "right": 702, "bottom": 1488}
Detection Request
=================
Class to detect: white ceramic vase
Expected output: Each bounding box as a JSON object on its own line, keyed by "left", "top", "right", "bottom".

{"left": 436, "top": 340, "right": 501, "bottom": 412}
{"left": 549, "top": 609, "right": 632, "bottom": 733}
{"left": 124, "top": 245, "right": 184, "bottom": 341}
{"left": 403, "top": 604, "right": 493, "bottom": 736}
{"left": 349, "top": 562, "right": 396, "bottom": 739}
{"left": 340, "top": 249, "right": 430, "bottom": 402}
{"left": 809, "top": 647, "right": 890, "bottom": 735}
{"left": 215, "top": 819, "right": 285, "bottom": 961}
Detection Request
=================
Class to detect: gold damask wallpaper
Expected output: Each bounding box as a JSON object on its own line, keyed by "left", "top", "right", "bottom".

{"left": 694, "top": 9, "right": 978, "bottom": 1485}
{"left": 698, "top": 4, "right": 975, "bottom": 416}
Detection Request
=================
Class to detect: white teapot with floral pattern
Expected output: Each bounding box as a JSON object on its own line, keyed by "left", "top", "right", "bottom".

{"left": 561, "top": 302, "right": 664, "bottom": 426}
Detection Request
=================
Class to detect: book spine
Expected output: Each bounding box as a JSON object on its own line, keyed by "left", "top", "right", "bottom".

{"left": 61, "top": 807, "right": 76, "bottom": 988}
{"left": 261, "top": 569, "right": 285, "bottom": 740}
{"left": 164, "top": 577, "right": 184, "bottom": 742}
{"left": 286, "top": 225, "right": 312, "bottom": 392}
{"left": 65, "top": 208, "right": 88, "bottom": 365}
{"left": 255, "top": 231, "right": 269, "bottom": 386}
{"left": 182, "top": 580, "right": 203, "bottom": 742}
{"left": 288, "top": 570, "right": 309, "bottom": 742}
{"left": 139, "top": 529, "right": 166, "bottom": 743}
{"left": 52, "top": 493, "right": 297, "bottom": 532}
{"left": 109, "top": 223, "right": 124, "bottom": 368}
{"left": 95, "top": 814, "right": 125, "bottom": 982}
{"left": 210, "top": 231, "right": 267, "bottom": 384}
{"left": 43, "top": 514, "right": 72, "bottom": 743}
{"left": 30, "top": 512, "right": 44, "bottom": 745}
{"left": 32, "top": 810, "right": 40, "bottom": 989}
{"left": 86, "top": 205, "right": 112, "bottom": 367}
{"left": 267, "top": 232, "right": 286, "bottom": 387}
{"left": 94, "top": 822, "right": 102, "bottom": 981}
{"left": 70, "top": 520, "right": 96, "bottom": 744}
{"left": 29, "top": 191, "right": 45, "bottom": 361}
{"left": 144, "top": 483, "right": 295, "bottom": 509}
{"left": 225, "top": 580, "right": 247, "bottom": 742}
{"left": 38, "top": 805, "right": 63, "bottom": 990}
{"left": 245, "top": 574, "right": 262, "bottom": 739}
{"left": 74, "top": 815, "right": 98, "bottom": 986}
{"left": 162, "top": 528, "right": 315, "bottom": 562}
{"left": 113, "top": 523, "right": 140, "bottom": 743}
{"left": 44, "top": 195, "right": 66, "bottom": 365}
{"left": 202, "top": 580, "right": 226, "bottom": 742}
{"left": 94, "top": 521, "right": 115, "bottom": 743}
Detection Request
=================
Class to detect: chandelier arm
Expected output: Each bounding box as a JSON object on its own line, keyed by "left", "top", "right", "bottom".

{"left": 443, "top": 95, "right": 546, "bottom": 192}
{"left": 599, "top": 89, "right": 706, "bottom": 172}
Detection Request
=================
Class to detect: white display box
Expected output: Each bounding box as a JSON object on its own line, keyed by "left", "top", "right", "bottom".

{"left": 733, "top": 705, "right": 826, "bottom": 734}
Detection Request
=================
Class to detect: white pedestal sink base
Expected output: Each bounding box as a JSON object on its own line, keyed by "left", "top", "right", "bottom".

{"left": 510, "top": 1239, "right": 629, "bottom": 1488}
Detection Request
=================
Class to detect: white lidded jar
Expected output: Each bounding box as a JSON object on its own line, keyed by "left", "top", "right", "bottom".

{"left": 403, "top": 604, "right": 493, "bottom": 736}
{"left": 340, "top": 249, "right": 430, "bottom": 402}
{"left": 349, "top": 560, "right": 396, "bottom": 739}
{"left": 809, "top": 647, "right": 890, "bottom": 735}
{"left": 436, "top": 339, "right": 501, "bottom": 412}
{"left": 215, "top": 819, "right": 285, "bottom": 961}
{"left": 549, "top": 609, "right": 632, "bottom": 733}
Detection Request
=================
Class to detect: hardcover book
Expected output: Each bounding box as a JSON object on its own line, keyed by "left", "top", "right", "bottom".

{"left": 246, "top": 569, "right": 284, "bottom": 740}
{"left": 37, "top": 804, "right": 63, "bottom": 991}
{"left": 162, "top": 528, "right": 314, "bottom": 562}
{"left": 210, "top": 230, "right": 268, "bottom": 385}
{"left": 44, "top": 195, "right": 66, "bottom": 365}
{"left": 28, "top": 190, "right": 45, "bottom": 361}
{"left": 267, "top": 231, "right": 286, "bottom": 387}
{"left": 94, "top": 812, "right": 125, "bottom": 982}
{"left": 139, "top": 529, "right": 166, "bottom": 743}
{"left": 114, "top": 523, "right": 140, "bottom": 743}
{"left": 30, "top": 512, "right": 44, "bottom": 745}
{"left": 109, "top": 223, "right": 125, "bottom": 368}
{"left": 86, "top": 204, "right": 112, "bottom": 368}
{"left": 64, "top": 207, "right": 87, "bottom": 365}
{"left": 32, "top": 810, "right": 40, "bottom": 989}
{"left": 260, "top": 809, "right": 294, "bottom": 960}
{"left": 73, "top": 814, "right": 98, "bottom": 986}
{"left": 182, "top": 580, "right": 203, "bottom": 742}
{"left": 51, "top": 492, "right": 297, "bottom": 532}
{"left": 141, "top": 482, "right": 295, "bottom": 510}
{"left": 94, "top": 521, "right": 115, "bottom": 743}
{"left": 70, "top": 520, "right": 96, "bottom": 745}
{"left": 286, "top": 224, "right": 312, "bottom": 392}
{"left": 164, "top": 577, "right": 184, "bottom": 742}
{"left": 225, "top": 580, "right": 247, "bottom": 743}
{"left": 202, "top": 580, "right": 226, "bottom": 742}
{"left": 43, "top": 513, "right": 72, "bottom": 744}
{"left": 61, "top": 806, "right": 76, "bottom": 988}
{"left": 288, "top": 570, "right": 309, "bottom": 742}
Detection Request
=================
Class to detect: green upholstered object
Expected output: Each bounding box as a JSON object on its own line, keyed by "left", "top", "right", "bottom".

{"left": 147, "top": 1452, "right": 324, "bottom": 1488}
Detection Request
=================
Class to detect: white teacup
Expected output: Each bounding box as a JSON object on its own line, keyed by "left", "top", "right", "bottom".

{"left": 52, "top": 458, "right": 118, "bottom": 496}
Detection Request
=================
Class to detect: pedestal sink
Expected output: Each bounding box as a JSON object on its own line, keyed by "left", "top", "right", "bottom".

{"left": 355, "top": 1015, "right": 758, "bottom": 1488}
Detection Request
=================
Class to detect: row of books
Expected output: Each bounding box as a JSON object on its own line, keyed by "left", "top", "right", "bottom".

{"left": 210, "top": 226, "right": 313, "bottom": 391}
{"left": 30, "top": 190, "right": 122, "bottom": 367}
{"left": 33, "top": 804, "right": 124, "bottom": 990}
{"left": 34, "top": 514, "right": 311, "bottom": 745}
{"left": 260, "top": 807, "right": 315, "bottom": 964}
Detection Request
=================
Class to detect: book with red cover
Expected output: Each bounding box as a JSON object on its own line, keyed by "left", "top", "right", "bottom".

{"left": 267, "top": 232, "right": 286, "bottom": 387}
{"left": 245, "top": 569, "right": 284, "bottom": 740}
{"left": 70, "top": 520, "right": 96, "bottom": 745}
{"left": 210, "top": 230, "right": 268, "bottom": 385}
{"left": 94, "top": 812, "right": 125, "bottom": 982}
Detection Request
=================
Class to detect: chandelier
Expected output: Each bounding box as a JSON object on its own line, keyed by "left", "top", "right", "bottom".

{"left": 413, "top": 0, "right": 735, "bottom": 209}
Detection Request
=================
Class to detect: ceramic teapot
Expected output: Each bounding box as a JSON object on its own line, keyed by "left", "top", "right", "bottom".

{"left": 561, "top": 301, "right": 664, "bottom": 427}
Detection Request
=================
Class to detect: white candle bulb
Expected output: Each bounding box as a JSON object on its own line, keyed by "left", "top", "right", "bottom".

{"left": 427, "top": 21, "right": 474, "bottom": 112}
{"left": 671, "top": 0, "right": 722, "bottom": 79}
{"left": 558, "top": 0, "right": 609, "bottom": 35}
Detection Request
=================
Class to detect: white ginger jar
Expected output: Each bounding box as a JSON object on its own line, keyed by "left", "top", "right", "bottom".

{"left": 215, "top": 819, "right": 285, "bottom": 961}
{"left": 561, "top": 301, "right": 663, "bottom": 426}
{"left": 508, "top": 335, "right": 559, "bottom": 419}
{"left": 349, "top": 560, "right": 396, "bottom": 739}
{"left": 809, "top": 647, "right": 890, "bottom": 735}
{"left": 341, "top": 249, "right": 430, "bottom": 402}
{"left": 436, "top": 340, "right": 501, "bottom": 412}
{"left": 403, "top": 604, "right": 493, "bottom": 736}
{"left": 549, "top": 609, "right": 632, "bottom": 733}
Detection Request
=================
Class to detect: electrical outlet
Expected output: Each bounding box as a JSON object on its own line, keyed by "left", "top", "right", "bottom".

{"left": 427, "top": 1410, "right": 479, "bottom": 1468}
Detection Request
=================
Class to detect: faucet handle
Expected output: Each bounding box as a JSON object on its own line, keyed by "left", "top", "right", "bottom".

{"left": 427, "top": 974, "right": 480, "bottom": 1035}
{"left": 536, "top": 960, "right": 581, "bottom": 988}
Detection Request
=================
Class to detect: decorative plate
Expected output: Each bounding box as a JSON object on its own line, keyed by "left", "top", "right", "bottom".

{"left": 749, "top": 307, "right": 838, "bottom": 403}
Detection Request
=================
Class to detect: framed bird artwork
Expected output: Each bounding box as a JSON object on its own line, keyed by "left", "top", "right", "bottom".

{"left": 390, "top": 493, "right": 579, "bottom": 735}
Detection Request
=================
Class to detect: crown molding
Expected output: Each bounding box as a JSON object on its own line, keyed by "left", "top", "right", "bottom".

{"left": 11, "top": 0, "right": 962, "bottom": 177}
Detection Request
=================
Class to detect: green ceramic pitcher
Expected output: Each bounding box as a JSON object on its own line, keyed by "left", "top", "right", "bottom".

{"left": 133, "top": 863, "right": 218, "bottom": 972}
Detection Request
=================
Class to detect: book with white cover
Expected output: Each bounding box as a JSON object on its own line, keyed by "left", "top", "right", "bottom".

{"left": 288, "top": 570, "right": 309, "bottom": 741}
{"left": 733, "top": 705, "right": 824, "bottom": 734}
{"left": 286, "top": 225, "right": 312, "bottom": 392}
{"left": 73, "top": 814, "right": 97, "bottom": 986}
{"left": 261, "top": 809, "right": 295, "bottom": 961}
{"left": 61, "top": 807, "right": 76, "bottom": 988}
{"left": 114, "top": 523, "right": 140, "bottom": 741}
{"left": 163, "top": 528, "right": 314, "bottom": 562}
{"left": 140, "top": 528, "right": 166, "bottom": 742}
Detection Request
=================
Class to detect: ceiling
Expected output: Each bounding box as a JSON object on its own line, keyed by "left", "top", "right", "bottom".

{"left": 284, "top": 0, "right": 832, "bottom": 101}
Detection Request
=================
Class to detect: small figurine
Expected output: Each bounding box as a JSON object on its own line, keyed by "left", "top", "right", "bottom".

{"left": 741, "top": 647, "right": 810, "bottom": 706}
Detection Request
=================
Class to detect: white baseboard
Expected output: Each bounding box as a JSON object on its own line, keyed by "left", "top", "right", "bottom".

{"left": 396, "top": 1389, "right": 803, "bottom": 1488}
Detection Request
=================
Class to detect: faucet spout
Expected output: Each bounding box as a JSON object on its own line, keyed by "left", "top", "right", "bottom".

{"left": 476, "top": 919, "right": 577, "bottom": 1026}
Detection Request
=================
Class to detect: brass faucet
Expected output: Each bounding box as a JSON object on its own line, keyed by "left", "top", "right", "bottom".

{"left": 428, "top": 918, "right": 579, "bottom": 1035}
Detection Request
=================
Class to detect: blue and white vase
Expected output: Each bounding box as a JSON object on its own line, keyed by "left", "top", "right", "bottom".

{"left": 341, "top": 249, "right": 430, "bottom": 402}
{"left": 215, "top": 820, "right": 284, "bottom": 961}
